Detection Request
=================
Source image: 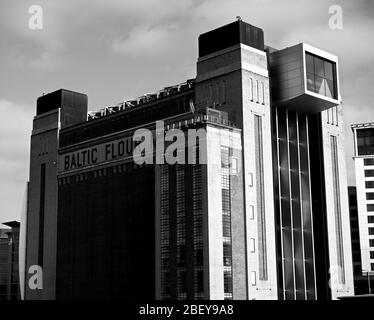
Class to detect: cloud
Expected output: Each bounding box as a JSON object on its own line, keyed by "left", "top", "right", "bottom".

{"left": 111, "top": 26, "right": 172, "bottom": 56}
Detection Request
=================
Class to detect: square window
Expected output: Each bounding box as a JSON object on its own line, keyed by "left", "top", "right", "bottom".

{"left": 364, "top": 158, "right": 374, "bottom": 166}
{"left": 365, "top": 170, "right": 374, "bottom": 177}
{"left": 367, "top": 193, "right": 374, "bottom": 200}
{"left": 366, "top": 181, "right": 374, "bottom": 188}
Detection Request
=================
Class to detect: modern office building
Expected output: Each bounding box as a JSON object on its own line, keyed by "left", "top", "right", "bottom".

{"left": 352, "top": 123, "right": 374, "bottom": 279}
{"left": 25, "top": 19, "right": 354, "bottom": 300}
{"left": 0, "top": 221, "right": 20, "bottom": 300}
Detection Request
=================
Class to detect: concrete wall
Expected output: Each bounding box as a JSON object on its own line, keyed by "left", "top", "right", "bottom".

{"left": 321, "top": 105, "right": 355, "bottom": 299}
{"left": 196, "top": 43, "right": 278, "bottom": 300}
{"left": 26, "top": 109, "right": 60, "bottom": 299}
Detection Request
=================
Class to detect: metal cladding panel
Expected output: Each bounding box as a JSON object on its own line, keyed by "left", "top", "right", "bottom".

{"left": 198, "top": 20, "right": 264, "bottom": 57}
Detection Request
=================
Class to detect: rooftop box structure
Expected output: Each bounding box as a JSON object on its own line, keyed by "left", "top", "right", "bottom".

{"left": 198, "top": 20, "right": 264, "bottom": 57}
{"left": 36, "top": 89, "right": 88, "bottom": 127}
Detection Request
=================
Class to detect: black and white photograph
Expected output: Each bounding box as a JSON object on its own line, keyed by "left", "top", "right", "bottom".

{"left": 0, "top": 0, "right": 373, "bottom": 313}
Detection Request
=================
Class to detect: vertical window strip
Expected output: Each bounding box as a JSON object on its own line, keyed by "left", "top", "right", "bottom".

{"left": 330, "top": 135, "right": 345, "bottom": 284}
{"left": 249, "top": 78, "right": 253, "bottom": 101}
{"left": 160, "top": 165, "right": 170, "bottom": 299}
{"left": 192, "top": 161, "right": 204, "bottom": 299}
{"left": 296, "top": 113, "right": 307, "bottom": 299}
{"left": 38, "top": 163, "right": 46, "bottom": 267}
{"left": 275, "top": 107, "right": 286, "bottom": 299}
{"left": 254, "top": 115, "right": 268, "bottom": 280}
{"left": 176, "top": 165, "right": 186, "bottom": 299}
{"left": 221, "top": 146, "right": 233, "bottom": 299}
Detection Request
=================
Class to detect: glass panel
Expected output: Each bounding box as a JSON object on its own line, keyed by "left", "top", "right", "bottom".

{"left": 306, "top": 53, "right": 314, "bottom": 74}
{"left": 357, "top": 129, "right": 374, "bottom": 156}
{"left": 324, "top": 61, "right": 334, "bottom": 80}
{"left": 366, "top": 181, "right": 374, "bottom": 188}
{"left": 314, "top": 56, "right": 324, "bottom": 77}
{"left": 364, "top": 158, "right": 374, "bottom": 166}
{"left": 306, "top": 73, "right": 315, "bottom": 92}
{"left": 314, "top": 76, "right": 325, "bottom": 96}
{"left": 325, "top": 79, "right": 334, "bottom": 98}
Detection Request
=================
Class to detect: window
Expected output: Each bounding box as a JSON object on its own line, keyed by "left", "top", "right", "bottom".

{"left": 223, "top": 243, "right": 232, "bottom": 266}
{"left": 365, "top": 170, "right": 374, "bottom": 177}
{"left": 224, "top": 271, "right": 233, "bottom": 294}
{"left": 370, "top": 251, "right": 374, "bottom": 259}
{"left": 368, "top": 204, "right": 374, "bottom": 212}
{"left": 255, "top": 114, "right": 267, "bottom": 281}
{"left": 250, "top": 238, "right": 256, "bottom": 253}
{"left": 370, "top": 239, "right": 374, "bottom": 247}
{"left": 249, "top": 205, "right": 255, "bottom": 220}
{"left": 366, "top": 181, "right": 374, "bottom": 189}
{"left": 305, "top": 52, "right": 337, "bottom": 99}
{"left": 364, "top": 158, "right": 374, "bottom": 166}
{"left": 372, "top": 263, "right": 374, "bottom": 272}
{"left": 368, "top": 216, "right": 374, "bottom": 224}
{"left": 222, "top": 189, "right": 230, "bottom": 212}
{"left": 249, "top": 78, "right": 253, "bottom": 101}
{"left": 357, "top": 129, "right": 374, "bottom": 156}
{"left": 367, "top": 193, "right": 374, "bottom": 200}
{"left": 248, "top": 172, "right": 253, "bottom": 187}
{"left": 253, "top": 80, "right": 258, "bottom": 103}
{"left": 251, "top": 271, "right": 256, "bottom": 286}
{"left": 222, "top": 215, "right": 231, "bottom": 237}
{"left": 331, "top": 135, "right": 345, "bottom": 284}
{"left": 230, "top": 157, "right": 238, "bottom": 175}
{"left": 369, "top": 227, "right": 374, "bottom": 236}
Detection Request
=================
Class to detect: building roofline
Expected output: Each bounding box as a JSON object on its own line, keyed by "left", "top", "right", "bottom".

{"left": 351, "top": 122, "right": 374, "bottom": 130}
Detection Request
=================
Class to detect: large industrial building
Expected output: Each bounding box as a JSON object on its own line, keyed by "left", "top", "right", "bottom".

{"left": 24, "top": 19, "right": 354, "bottom": 300}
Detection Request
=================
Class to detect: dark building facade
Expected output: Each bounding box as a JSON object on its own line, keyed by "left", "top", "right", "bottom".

{"left": 0, "top": 221, "right": 20, "bottom": 300}
{"left": 25, "top": 20, "right": 353, "bottom": 300}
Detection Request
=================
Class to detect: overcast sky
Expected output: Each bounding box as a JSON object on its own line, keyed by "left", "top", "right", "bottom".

{"left": 0, "top": 0, "right": 373, "bottom": 223}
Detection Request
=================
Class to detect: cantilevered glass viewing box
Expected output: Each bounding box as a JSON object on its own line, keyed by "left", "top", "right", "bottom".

{"left": 269, "top": 43, "right": 341, "bottom": 114}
